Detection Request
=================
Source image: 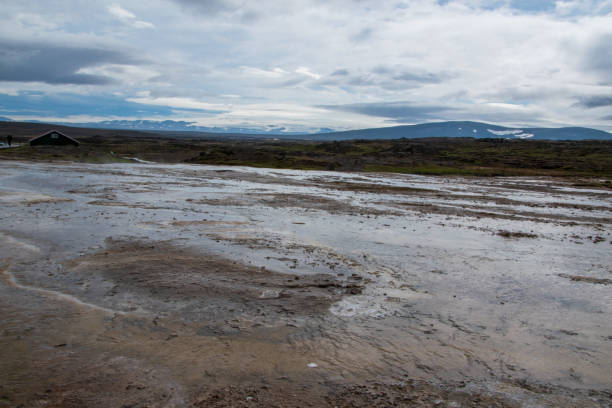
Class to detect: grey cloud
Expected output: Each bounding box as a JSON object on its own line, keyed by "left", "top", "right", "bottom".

{"left": 482, "top": 85, "right": 561, "bottom": 102}
{"left": 321, "top": 65, "right": 446, "bottom": 91}
{"left": 393, "top": 72, "right": 441, "bottom": 84}
{"left": 331, "top": 69, "right": 349, "bottom": 76}
{"left": 371, "top": 65, "right": 390, "bottom": 75}
{"left": 240, "top": 10, "right": 261, "bottom": 23}
{"left": 400, "top": 67, "right": 450, "bottom": 84}
{"left": 169, "top": 0, "right": 260, "bottom": 24}
{"left": 583, "top": 34, "right": 612, "bottom": 83}
{"left": 278, "top": 77, "right": 308, "bottom": 87}
{"left": 320, "top": 101, "right": 454, "bottom": 122}
{"left": 258, "top": 76, "right": 308, "bottom": 89}
{"left": 347, "top": 75, "right": 377, "bottom": 87}
{"left": 576, "top": 96, "right": 612, "bottom": 108}
{"left": 0, "top": 40, "right": 140, "bottom": 85}
{"left": 169, "top": 0, "right": 234, "bottom": 14}
{"left": 351, "top": 28, "right": 373, "bottom": 42}
{"left": 321, "top": 100, "right": 546, "bottom": 126}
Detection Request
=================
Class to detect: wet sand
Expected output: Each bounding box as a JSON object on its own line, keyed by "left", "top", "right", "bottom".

{"left": 0, "top": 161, "right": 611, "bottom": 407}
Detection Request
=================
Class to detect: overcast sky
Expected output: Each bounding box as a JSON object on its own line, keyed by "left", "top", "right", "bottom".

{"left": 1, "top": 0, "right": 611, "bottom": 132}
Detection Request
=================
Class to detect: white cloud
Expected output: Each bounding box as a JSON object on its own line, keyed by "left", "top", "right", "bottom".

{"left": 14, "top": 12, "right": 60, "bottom": 31}
{"left": 132, "top": 20, "right": 155, "bottom": 29}
{"left": 126, "top": 96, "right": 226, "bottom": 111}
{"left": 77, "top": 65, "right": 160, "bottom": 85}
{"left": 109, "top": 4, "right": 136, "bottom": 19}
{"left": 240, "top": 66, "right": 288, "bottom": 78}
{"left": 295, "top": 67, "right": 321, "bottom": 80}
{"left": 108, "top": 3, "right": 154, "bottom": 28}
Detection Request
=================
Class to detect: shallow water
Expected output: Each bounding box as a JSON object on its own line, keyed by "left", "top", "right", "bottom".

{"left": 1, "top": 160, "right": 611, "bottom": 406}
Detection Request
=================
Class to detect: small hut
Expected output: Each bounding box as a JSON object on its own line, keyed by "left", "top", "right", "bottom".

{"left": 29, "top": 130, "right": 79, "bottom": 147}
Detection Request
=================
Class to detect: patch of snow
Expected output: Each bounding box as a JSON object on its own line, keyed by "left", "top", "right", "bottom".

{"left": 0, "top": 143, "right": 22, "bottom": 149}
{"left": 487, "top": 129, "right": 534, "bottom": 139}
{"left": 487, "top": 129, "right": 523, "bottom": 136}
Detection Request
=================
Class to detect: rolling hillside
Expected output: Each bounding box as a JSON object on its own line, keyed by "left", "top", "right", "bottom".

{"left": 310, "top": 121, "right": 612, "bottom": 141}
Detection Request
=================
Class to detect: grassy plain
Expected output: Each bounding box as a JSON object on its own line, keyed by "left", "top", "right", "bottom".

{"left": 1, "top": 124, "right": 611, "bottom": 180}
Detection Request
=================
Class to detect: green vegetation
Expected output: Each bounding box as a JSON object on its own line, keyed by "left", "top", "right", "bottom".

{"left": 184, "top": 138, "right": 612, "bottom": 178}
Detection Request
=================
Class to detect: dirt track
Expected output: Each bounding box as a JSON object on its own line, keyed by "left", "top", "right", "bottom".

{"left": 1, "top": 161, "right": 611, "bottom": 407}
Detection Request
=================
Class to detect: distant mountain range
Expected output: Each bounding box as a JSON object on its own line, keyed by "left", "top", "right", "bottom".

{"left": 0, "top": 118, "right": 328, "bottom": 135}
{"left": 311, "top": 121, "right": 612, "bottom": 141}
{"left": 66, "top": 119, "right": 612, "bottom": 140}
{"left": 59, "top": 120, "right": 332, "bottom": 136}
{"left": 0, "top": 118, "right": 610, "bottom": 141}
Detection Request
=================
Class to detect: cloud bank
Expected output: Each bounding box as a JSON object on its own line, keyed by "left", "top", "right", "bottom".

{"left": 0, "top": 0, "right": 610, "bottom": 132}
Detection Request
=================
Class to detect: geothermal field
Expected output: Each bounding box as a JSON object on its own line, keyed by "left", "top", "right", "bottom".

{"left": 1, "top": 160, "right": 611, "bottom": 407}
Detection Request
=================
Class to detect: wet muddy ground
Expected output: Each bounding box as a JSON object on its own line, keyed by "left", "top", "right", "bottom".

{"left": 0, "top": 161, "right": 611, "bottom": 407}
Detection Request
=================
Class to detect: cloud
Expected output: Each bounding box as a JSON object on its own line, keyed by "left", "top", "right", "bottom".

{"left": 392, "top": 71, "right": 442, "bottom": 84}
{"left": 320, "top": 101, "right": 455, "bottom": 123}
{"left": 295, "top": 67, "right": 321, "bottom": 80}
{"left": 576, "top": 96, "right": 612, "bottom": 108}
{"left": 108, "top": 4, "right": 154, "bottom": 28}
{"left": 351, "top": 27, "right": 374, "bottom": 42}
{"left": 169, "top": 0, "right": 237, "bottom": 15}
{"left": 319, "top": 66, "right": 445, "bottom": 91}
{"left": 167, "top": 0, "right": 266, "bottom": 24}
{"left": 2, "top": 0, "right": 612, "bottom": 132}
{"left": 236, "top": 66, "right": 320, "bottom": 88}
{"left": 330, "top": 69, "right": 349, "bottom": 76}
{"left": 126, "top": 96, "right": 227, "bottom": 113}
{"left": 108, "top": 4, "right": 137, "bottom": 20}
{"left": 0, "top": 40, "right": 141, "bottom": 85}
{"left": 241, "top": 66, "right": 288, "bottom": 78}
{"left": 582, "top": 33, "right": 612, "bottom": 83}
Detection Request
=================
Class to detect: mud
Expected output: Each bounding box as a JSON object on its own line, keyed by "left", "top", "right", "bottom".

{"left": 496, "top": 230, "right": 538, "bottom": 239}
{"left": 558, "top": 274, "right": 612, "bottom": 285}
{"left": 0, "top": 191, "right": 73, "bottom": 205}
{"left": 187, "top": 193, "right": 402, "bottom": 216}
{"left": 0, "top": 161, "right": 611, "bottom": 407}
{"left": 67, "top": 239, "right": 363, "bottom": 319}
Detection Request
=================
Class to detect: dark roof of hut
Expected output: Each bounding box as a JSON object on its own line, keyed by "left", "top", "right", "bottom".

{"left": 29, "top": 130, "right": 80, "bottom": 146}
